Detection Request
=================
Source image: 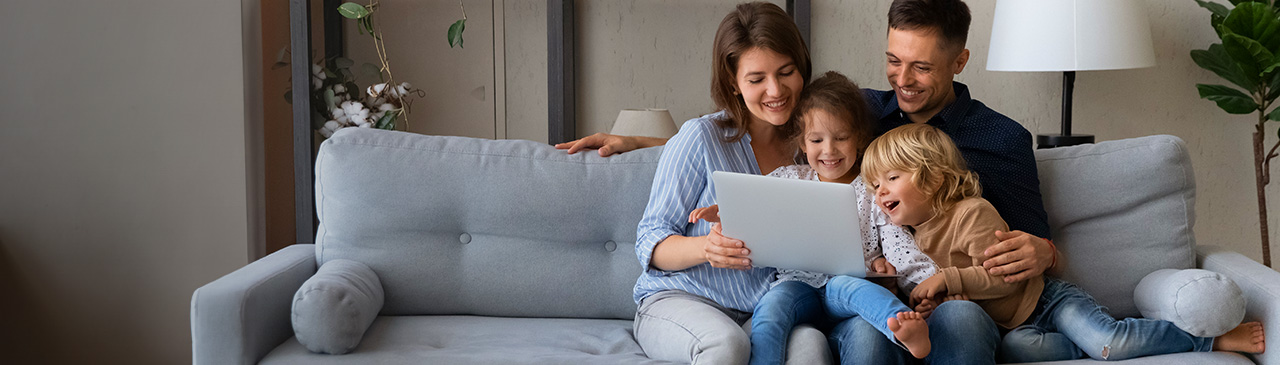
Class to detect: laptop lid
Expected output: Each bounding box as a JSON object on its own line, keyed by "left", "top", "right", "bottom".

{"left": 711, "top": 170, "right": 870, "bottom": 277}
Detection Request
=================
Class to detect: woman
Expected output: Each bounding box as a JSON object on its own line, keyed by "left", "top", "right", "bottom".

{"left": 627, "top": 3, "right": 811, "bottom": 364}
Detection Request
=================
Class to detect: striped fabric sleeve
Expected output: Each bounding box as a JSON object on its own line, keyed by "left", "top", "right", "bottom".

{"left": 634, "top": 121, "right": 710, "bottom": 274}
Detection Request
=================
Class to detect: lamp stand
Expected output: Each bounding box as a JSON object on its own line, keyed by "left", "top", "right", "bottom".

{"left": 1037, "top": 71, "right": 1095, "bottom": 149}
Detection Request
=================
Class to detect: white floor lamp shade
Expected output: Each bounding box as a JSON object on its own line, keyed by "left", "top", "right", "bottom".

{"left": 987, "top": 0, "right": 1155, "bottom": 148}
{"left": 610, "top": 108, "right": 679, "bottom": 139}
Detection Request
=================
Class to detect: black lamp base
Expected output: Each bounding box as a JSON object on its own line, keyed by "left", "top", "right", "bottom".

{"left": 1036, "top": 134, "right": 1094, "bottom": 149}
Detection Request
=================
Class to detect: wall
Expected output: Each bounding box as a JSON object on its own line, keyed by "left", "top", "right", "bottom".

{"left": 534, "top": 0, "right": 1276, "bottom": 266}
{"left": 0, "top": 0, "right": 257, "bottom": 363}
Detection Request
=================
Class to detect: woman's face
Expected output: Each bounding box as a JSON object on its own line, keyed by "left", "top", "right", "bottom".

{"left": 734, "top": 47, "right": 804, "bottom": 128}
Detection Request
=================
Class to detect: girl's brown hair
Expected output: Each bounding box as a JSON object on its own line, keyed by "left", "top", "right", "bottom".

{"left": 861, "top": 123, "right": 981, "bottom": 214}
{"left": 790, "top": 71, "right": 876, "bottom": 173}
{"left": 710, "top": 2, "right": 812, "bottom": 142}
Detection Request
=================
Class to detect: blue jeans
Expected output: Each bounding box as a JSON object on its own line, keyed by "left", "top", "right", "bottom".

{"left": 826, "top": 289, "right": 999, "bottom": 364}
{"left": 1000, "top": 277, "right": 1214, "bottom": 362}
{"left": 749, "top": 281, "right": 827, "bottom": 365}
{"left": 823, "top": 276, "right": 913, "bottom": 344}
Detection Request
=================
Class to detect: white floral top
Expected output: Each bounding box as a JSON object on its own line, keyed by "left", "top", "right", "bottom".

{"left": 766, "top": 165, "right": 937, "bottom": 291}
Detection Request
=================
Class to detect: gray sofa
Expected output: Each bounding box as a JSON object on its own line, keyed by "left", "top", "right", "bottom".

{"left": 192, "top": 128, "right": 1278, "bottom": 364}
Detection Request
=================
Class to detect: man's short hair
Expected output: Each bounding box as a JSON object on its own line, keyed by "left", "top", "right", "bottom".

{"left": 888, "top": 0, "right": 971, "bottom": 52}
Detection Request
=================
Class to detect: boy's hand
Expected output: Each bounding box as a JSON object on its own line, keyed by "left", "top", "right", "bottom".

{"left": 913, "top": 298, "right": 936, "bottom": 319}
{"left": 909, "top": 275, "right": 947, "bottom": 306}
{"left": 689, "top": 205, "right": 721, "bottom": 224}
{"left": 871, "top": 257, "right": 897, "bottom": 275}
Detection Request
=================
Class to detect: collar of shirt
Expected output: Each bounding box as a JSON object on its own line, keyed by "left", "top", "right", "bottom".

{"left": 878, "top": 81, "right": 974, "bottom": 129}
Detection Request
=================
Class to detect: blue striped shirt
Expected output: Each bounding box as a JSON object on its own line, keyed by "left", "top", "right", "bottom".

{"left": 633, "top": 112, "right": 776, "bottom": 312}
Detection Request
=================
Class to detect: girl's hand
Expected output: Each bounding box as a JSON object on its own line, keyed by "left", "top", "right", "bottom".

{"left": 705, "top": 223, "right": 752, "bottom": 270}
{"left": 553, "top": 133, "right": 636, "bottom": 156}
{"left": 909, "top": 275, "right": 947, "bottom": 305}
{"left": 871, "top": 257, "right": 897, "bottom": 275}
{"left": 689, "top": 205, "right": 721, "bottom": 224}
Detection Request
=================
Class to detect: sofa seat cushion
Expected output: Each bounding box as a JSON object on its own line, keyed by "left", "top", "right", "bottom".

{"left": 1010, "top": 351, "right": 1252, "bottom": 364}
{"left": 259, "top": 315, "right": 678, "bottom": 364}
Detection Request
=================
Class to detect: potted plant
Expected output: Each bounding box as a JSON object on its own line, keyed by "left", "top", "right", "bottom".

{"left": 1192, "top": 0, "right": 1280, "bottom": 267}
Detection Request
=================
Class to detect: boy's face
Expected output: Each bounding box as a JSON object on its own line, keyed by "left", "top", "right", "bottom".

{"left": 801, "top": 109, "right": 860, "bottom": 184}
{"left": 871, "top": 169, "right": 934, "bottom": 227}
{"left": 885, "top": 27, "right": 970, "bottom": 124}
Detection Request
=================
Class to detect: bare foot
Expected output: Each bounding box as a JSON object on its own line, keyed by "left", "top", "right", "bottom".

{"left": 888, "top": 311, "right": 931, "bottom": 359}
{"left": 1214, "top": 322, "right": 1265, "bottom": 354}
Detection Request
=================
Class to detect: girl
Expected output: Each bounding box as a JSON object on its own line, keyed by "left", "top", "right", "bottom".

{"left": 860, "top": 123, "right": 1266, "bottom": 362}
{"left": 691, "top": 71, "right": 939, "bottom": 362}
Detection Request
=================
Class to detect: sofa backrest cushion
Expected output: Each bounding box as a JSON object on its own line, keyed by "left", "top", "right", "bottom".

{"left": 1034, "top": 135, "right": 1197, "bottom": 318}
{"left": 314, "top": 129, "right": 660, "bottom": 320}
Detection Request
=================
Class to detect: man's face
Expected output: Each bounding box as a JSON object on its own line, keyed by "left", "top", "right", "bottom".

{"left": 885, "top": 27, "right": 970, "bottom": 123}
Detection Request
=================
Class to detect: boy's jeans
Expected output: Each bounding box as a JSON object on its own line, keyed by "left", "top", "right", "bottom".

{"left": 1000, "top": 277, "right": 1214, "bottom": 362}
{"left": 750, "top": 276, "right": 912, "bottom": 365}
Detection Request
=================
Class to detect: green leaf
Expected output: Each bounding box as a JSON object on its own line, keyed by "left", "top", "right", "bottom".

{"left": 284, "top": 90, "right": 293, "bottom": 104}
{"left": 334, "top": 57, "right": 354, "bottom": 69}
{"left": 1222, "top": 2, "right": 1280, "bottom": 51}
{"left": 1267, "top": 72, "right": 1280, "bottom": 99}
{"left": 448, "top": 19, "right": 466, "bottom": 48}
{"left": 323, "top": 88, "right": 336, "bottom": 111}
{"left": 275, "top": 46, "right": 289, "bottom": 63}
{"left": 361, "top": 63, "right": 382, "bottom": 80}
{"left": 1197, "top": 0, "right": 1232, "bottom": 19}
{"left": 1198, "top": 83, "right": 1261, "bottom": 113}
{"left": 1269, "top": 106, "right": 1280, "bottom": 120}
{"left": 1192, "top": 43, "right": 1257, "bottom": 90}
{"left": 337, "top": 2, "right": 369, "bottom": 19}
{"left": 375, "top": 111, "right": 397, "bottom": 129}
{"left": 339, "top": 68, "right": 354, "bottom": 81}
{"left": 1222, "top": 31, "right": 1271, "bottom": 79}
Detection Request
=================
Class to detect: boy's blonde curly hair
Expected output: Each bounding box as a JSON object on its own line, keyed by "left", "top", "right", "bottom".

{"left": 861, "top": 123, "right": 982, "bottom": 214}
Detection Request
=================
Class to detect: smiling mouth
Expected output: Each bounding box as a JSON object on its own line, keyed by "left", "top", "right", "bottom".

{"left": 763, "top": 99, "right": 787, "bottom": 111}
{"left": 898, "top": 89, "right": 921, "bottom": 98}
{"left": 818, "top": 158, "right": 843, "bottom": 168}
{"left": 883, "top": 200, "right": 900, "bottom": 212}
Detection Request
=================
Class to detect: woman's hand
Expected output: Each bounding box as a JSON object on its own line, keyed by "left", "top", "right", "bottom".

{"left": 689, "top": 205, "right": 721, "bottom": 224}
{"left": 705, "top": 223, "right": 752, "bottom": 270}
{"left": 982, "top": 230, "right": 1056, "bottom": 283}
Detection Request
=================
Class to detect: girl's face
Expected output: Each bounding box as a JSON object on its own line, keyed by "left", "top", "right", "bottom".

{"left": 801, "top": 109, "right": 860, "bottom": 184}
{"left": 735, "top": 47, "right": 804, "bottom": 128}
{"left": 871, "top": 169, "right": 935, "bottom": 227}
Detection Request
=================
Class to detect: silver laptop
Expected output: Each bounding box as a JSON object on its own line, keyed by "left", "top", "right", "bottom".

{"left": 711, "top": 170, "right": 880, "bottom": 277}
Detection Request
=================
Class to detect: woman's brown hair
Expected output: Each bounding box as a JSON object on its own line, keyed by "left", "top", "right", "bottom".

{"left": 710, "top": 2, "right": 812, "bottom": 142}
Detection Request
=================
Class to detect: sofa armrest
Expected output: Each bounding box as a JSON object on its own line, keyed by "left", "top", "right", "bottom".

{"left": 191, "top": 244, "right": 317, "bottom": 365}
{"left": 1197, "top": 245, "right": 1279, "bottom": 365}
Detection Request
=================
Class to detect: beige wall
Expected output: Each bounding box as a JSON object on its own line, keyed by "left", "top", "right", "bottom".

{"left": 525, "top": 0, "right": 1275, "bottom": 266}
{"left": 0, "top": 0, "right": 258, "bottom": 363}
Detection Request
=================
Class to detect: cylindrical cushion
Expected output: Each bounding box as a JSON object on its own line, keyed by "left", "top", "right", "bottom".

{"left": 291, "top": 259, "right": 384, "bottom": 354}
{"left": 1133, "top": 268, "right": 1244, "bottom": 338}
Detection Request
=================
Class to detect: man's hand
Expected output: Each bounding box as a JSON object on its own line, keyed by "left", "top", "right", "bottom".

{"left": 704, "top": 223, "right": 752, "bottom": 270}
{"left": 982, "top": 230, "right": 1055, "bottom": 283}
{"left": 554, "top": 133, "right": 636, "bottom": 156}
{"left": 689, "top": 205, "right": 721, "bottom": 224}
{"left": 909, "top": 275, "right": 947, "bottom": 306}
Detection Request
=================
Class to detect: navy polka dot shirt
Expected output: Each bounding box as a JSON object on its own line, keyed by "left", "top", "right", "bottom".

{"left": 865, "top": 82, "right": 1052, "bottom": 240}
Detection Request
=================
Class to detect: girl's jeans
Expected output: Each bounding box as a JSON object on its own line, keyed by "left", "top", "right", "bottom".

{"left": 1000, "top": 277, "right": 1214, "bottom": 362}
{"left": 749, "top": 276, "right": 911, "bottom": 365}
